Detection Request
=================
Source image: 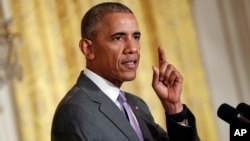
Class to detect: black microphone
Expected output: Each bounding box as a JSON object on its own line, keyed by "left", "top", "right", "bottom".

{"left": 217, "top": 103, "right": 250, "bottom": 125}
{"left": 236, "top": 103, "right": 250, "bottom": 120}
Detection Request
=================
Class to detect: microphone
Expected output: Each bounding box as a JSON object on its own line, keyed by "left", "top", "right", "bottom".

{"left": 236, "top": 103, "right": 250, "bottom": 120}
{"left": 217, "top": 103, "right": 250, "bottom": 125}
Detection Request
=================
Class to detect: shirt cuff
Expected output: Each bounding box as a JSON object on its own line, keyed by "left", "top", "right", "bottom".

{"left": 166, "top": 104, "right": 188, "bottom": 122}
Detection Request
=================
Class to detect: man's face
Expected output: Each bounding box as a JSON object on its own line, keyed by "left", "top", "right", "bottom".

{"left": 89, "top": 13, "right": 140, "bottom": 87}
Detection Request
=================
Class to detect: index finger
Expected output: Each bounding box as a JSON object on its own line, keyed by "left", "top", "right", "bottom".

{"left": 158, "top": 46, "right": 168, "bottom": 66}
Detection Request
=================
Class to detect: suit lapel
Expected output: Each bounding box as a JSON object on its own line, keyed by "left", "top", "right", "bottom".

{"left": 76, "top": 72, "right": 140, "bottom": 141}
{"left": 126, "top": 93, "right": 158, "bottom": 141}
{"left": 99, "top": 98, "right": 140, "bottom": 141}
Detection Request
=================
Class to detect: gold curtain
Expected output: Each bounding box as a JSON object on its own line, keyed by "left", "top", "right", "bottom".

{"left": 7, "top": 0, "right": 218, "bottom": 141}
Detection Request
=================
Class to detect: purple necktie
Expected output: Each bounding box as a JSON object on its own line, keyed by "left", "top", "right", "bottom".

{"left": 118, "top": 91, "right": 144, "bottom": 141}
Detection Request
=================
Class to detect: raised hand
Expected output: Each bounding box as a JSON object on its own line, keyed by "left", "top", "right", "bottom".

{"left": 152, "top": 47, "right": 183, "bottom": 114}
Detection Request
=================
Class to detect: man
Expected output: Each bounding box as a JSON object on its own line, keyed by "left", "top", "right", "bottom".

{"left": 51, "top": 2, "right": 200, "bottom": 141}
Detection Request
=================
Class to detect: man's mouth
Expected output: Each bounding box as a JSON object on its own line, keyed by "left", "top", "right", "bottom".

{"left": 122, "top": 60, "right": 137, "bottom": 64}
{"left": 121, "top": 59, "right": 138, "bottom": 69}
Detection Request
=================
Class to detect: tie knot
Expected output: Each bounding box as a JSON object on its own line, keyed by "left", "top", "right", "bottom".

{"left": 118, "top": 90, "right": 126, "bottom": 104}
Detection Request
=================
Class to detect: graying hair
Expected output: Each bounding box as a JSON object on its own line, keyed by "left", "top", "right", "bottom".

{"left": 81, "top": 2, "right": 133, "bottom": 39}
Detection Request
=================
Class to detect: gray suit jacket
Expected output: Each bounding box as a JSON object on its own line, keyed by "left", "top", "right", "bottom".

{"left": 51, "top": 71, "right": 199, "bottom": 141}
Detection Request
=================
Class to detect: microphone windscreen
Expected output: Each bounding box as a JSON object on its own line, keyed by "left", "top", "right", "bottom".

{"left": 237, "top": 103, "right": 250, "bottom": 119}
{"left": 217, "top": 103, "right": 240, "bottom": 125}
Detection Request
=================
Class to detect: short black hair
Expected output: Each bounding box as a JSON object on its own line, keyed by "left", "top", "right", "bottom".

{"left": 81, "top": 2, "right": 133, "bottom": 39}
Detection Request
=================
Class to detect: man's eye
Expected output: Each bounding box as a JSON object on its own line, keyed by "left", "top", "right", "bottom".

{"left": 113, "top": 36, "right": 123, "bottom": 41}
{"left": 134, "top": 35, "right": 140, "bottom": 40}
{"left": 116, "top": 36, "right": 122, "bottom": 40}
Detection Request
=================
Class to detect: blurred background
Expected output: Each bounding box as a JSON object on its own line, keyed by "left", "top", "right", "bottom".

{"left": 0, "top": 0, "right": 249, "bottom": 141}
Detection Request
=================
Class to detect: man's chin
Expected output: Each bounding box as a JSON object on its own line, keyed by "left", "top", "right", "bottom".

{"left": 123, "top": 74, "right": 136, "bottom": 81}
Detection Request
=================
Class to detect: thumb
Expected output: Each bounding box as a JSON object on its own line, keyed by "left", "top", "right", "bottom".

{"left": 152, "top": 66, "right": 160, "bottom": 87}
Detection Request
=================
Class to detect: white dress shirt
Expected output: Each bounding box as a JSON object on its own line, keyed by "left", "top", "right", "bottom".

{"left": 83, "top": 68, "right": 145, "bottom": 131}
{"left": 83, "top": 68, "right": 123, "bottom": 110}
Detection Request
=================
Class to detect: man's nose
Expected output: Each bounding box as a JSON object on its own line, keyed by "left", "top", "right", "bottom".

{"left": 124, "top": 40, "right": 139, "bottom": 54}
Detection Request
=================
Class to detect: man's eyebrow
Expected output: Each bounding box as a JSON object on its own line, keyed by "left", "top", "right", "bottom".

{"left": 110, "top": 31, "right": 141, "bottom": 38}
{"left": 133, "top": 31, "right": 141, "bottom": 36}
{"left": 110, "top": 32, "right": 126, "bottom": 38}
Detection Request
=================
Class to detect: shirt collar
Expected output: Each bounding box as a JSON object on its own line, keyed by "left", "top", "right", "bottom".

{"left": 83, "top": 68, "right": 120, "bottom": 103}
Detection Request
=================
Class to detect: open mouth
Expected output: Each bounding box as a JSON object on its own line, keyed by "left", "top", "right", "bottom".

{"left": 121, "top": 59, "right": 138, "bottom": 69}
{"left": 122, "top": 60, "right": 137, "bottom": 64}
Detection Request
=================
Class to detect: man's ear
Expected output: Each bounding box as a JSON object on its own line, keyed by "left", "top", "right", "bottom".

{"left": 79, "top": 38, "right": 95, "bottom": 60}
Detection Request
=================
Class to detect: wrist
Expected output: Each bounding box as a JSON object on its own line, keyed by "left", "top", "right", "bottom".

{"left": 162, "top": 101, "right": 183, "bottom": 114}
{"left": 167, "top": 104, "right": 188, "bottom": 122}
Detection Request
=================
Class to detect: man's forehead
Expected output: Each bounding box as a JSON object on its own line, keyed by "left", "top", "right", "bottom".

{"left": 92, "top": 12, "right": 140, "bottom": 38}
{"left": 102, "top": 13, "right": 139, "bottom": 29}
{"left": 102, "top": 13, "right": 137, "bottom": 23}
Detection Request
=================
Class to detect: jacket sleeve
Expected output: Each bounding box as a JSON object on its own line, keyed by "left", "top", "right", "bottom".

{"left": 128, "top": 93, "right": 200, "bottom": 141}
{"left": 166, "top": 106, "right": 200, "bottom": 141}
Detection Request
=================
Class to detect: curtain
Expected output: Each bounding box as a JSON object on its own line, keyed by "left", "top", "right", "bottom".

{"left": 7, "top": 0, "right": 218, "bottom": 141}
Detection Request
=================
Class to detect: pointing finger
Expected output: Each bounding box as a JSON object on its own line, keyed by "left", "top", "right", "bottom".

{"left": 158, "top": 46, "right": 168, "bottom": 81}
{"left": 158, "top": 46, "right": 168, "bottom": 65}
